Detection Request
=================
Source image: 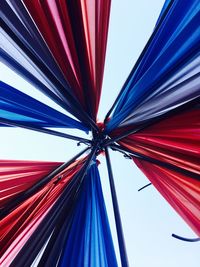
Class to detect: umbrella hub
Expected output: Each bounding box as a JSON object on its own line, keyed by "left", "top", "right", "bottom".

{"left": 92, "top": 128, "right": 109, "bottom": 152}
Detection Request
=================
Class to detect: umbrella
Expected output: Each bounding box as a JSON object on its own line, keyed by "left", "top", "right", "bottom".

{"left": 0, "top": 0, "right": 199, "bottom": 266}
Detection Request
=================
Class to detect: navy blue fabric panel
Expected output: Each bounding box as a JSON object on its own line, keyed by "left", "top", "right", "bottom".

{"left": 59, "top": 163, "right": 118, "bottom": 267}
{"left": 0, "top": 81, "right": 88, "bottom": 131}
{"left": 155, "top": 0, "right": 173, "bottom": 27}
{"left": 106, "top": 0, "right": 200, "bottom": 132}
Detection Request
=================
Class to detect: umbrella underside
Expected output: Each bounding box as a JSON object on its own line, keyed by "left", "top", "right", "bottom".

{"left": 0, "top": 0, "right": 200, "bottom": 266}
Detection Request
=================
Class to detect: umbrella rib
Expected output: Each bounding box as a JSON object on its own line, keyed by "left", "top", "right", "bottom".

{"left": 109, "top": 144, "right": 200, "bottom": 181}
{"left": 138, "top": 183, "right": 152, "bottom": 192}
{"left": 0, "top": 117, "right": 92, "bottom": 144}
{"left": 105, "top": 147, "right": 129, "bottom": 267}
{"left": 172, "top": 234, "right": 200, "bottom": 242}
{"left": 0, "top": 147, "right": 90, "bottom": 220}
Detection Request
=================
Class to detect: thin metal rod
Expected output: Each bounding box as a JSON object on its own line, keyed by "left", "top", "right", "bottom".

{"left": 138, "top": 183, "right": 152, "bottom": 192}
{"left": 105, "top": 147, "right": 129, "bottom": 267}
{"left": 172, "top": 234, "right": 200, "bottom": 242}
{"left": 110, "top": 144, "right": 200, "bottom": 181}
{"left": 76, "top": 142, "right": 98, "bottom": 184}
{"left": 0, "top": 147, "right": 90, "bottom": 219}
{"left": 0, "top": 118, "right": 92, "bottom": 144}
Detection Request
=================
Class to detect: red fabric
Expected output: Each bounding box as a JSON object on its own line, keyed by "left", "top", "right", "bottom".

{"left": 0, "top": 160, "right": 62, "bottom": 208}
{"left": 23, "top": 0, "right": 111, "bottom": 119}
{"left": 0, "top": 158, "right": 85, "bottom": 260}
{"left": 96, "top": 121, "right": 105, "bottom": 131}
{"left": 1, "top": 205, "right": 51, "bottom": 267}
{"left": 111, "top": 108, "right": 200, "bottom": 235}
{"left": 134, "top": 158, "right": 200, "bottom": 236}
{"left": 114, "top": 109, "right": 200, "bottom": 175}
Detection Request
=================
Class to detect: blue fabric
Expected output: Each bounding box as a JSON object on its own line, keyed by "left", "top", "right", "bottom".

{"left": 106, "top": 0, "right": 200, "bottom": 132}
{"left": 1, "top": 1, "right": 94, "bottom": 128}
{"left": 59, "top": 162, "right": 118, "bottom": 267}
{"left": 0, "top": 81, "right": 88, "bottom": 131}
{"left": 155, "top": 0, "right": 172, "bottom": 27}
{"left": 0, "top": 50, "right": 69, "bottom": 111}
{"left": 1, "top": 0, "right": 73, "bottom": 93}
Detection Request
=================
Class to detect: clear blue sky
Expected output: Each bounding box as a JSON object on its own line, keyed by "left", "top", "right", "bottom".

{"left": 0, "top": 1, "right": 199, "bottom": 266}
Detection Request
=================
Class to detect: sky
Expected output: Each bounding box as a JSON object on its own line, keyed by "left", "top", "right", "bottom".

{"left": 0, "top": 1, "right": 199, "bottom": 267}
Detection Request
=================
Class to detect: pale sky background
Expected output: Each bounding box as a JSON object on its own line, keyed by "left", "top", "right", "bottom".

{"left": 0, "top": 1, "right": 199, "bottom": 267}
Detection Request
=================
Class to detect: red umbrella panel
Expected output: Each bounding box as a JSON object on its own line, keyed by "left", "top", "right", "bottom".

{"left": 111, "top": 107, "right": 200, "bottom": 236}
{"left": 0, "top": 157, "right": 85, "bottom": 264}
{"left": 115, "top": 108, "right": 200, "bottom": 175}
{"left": 0, "top": 159, "right": 62, "bottom": 208}
{"left": 134, "top": 158, "right": 200, "bottom": 237}
{"left": 23, "top": 0, "right": 111, "bottom": 119}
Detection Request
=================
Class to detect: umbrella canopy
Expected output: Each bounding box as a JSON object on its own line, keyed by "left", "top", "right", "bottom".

{"left": 1, "top": 0, "right": 199, "bottom": 266}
